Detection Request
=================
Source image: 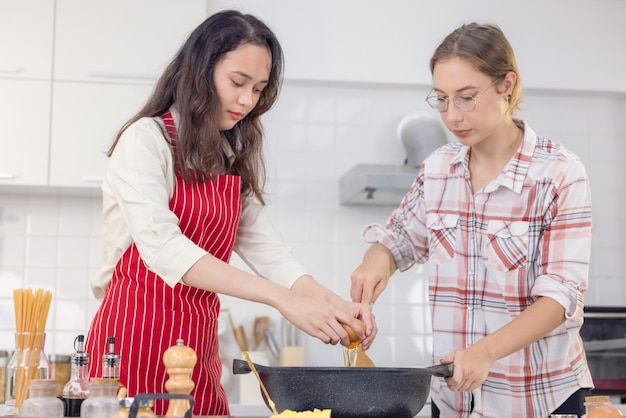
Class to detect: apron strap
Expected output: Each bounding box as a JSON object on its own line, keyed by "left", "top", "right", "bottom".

{"left": 162, "top": 111, "right": 177, "bottom": 141}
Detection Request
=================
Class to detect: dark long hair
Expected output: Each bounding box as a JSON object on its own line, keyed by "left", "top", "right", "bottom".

{"left": 108, "top": 10, "right": 284, "bottom": 204}
{"left": 430, "top": 23, "right": 522, "bottom": 118}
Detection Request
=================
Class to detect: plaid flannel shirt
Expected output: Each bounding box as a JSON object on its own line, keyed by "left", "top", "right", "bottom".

{"left": 367, "top": 121, "right": 594, "bottom": 418}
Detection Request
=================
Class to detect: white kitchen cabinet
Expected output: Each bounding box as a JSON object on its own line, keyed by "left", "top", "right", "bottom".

{"left": 1, "top": 0, "right": 209, "bottom": 190}
{"left": 207, "top": 0, "right": 626, "bottom": 93}
{"left": 45, "top": 0, "right": 208, "bottom": 188}
{"left": 49, "top": 82, "right": 153, "bottom": 188}
{"left": 0, "top": 0, "right": 54, "bottom": 80}
{"left": 54, "top": 0, "right": 208, "bottom": 83}
{"left": 0, "top": 80, "right": 51, "bottom": 186}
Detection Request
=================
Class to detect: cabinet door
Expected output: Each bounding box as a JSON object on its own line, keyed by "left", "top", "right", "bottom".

{"left": 54, "top": 0, "right": 207, "bottom": 83}
{"left": 49, "top": 82, "right": 153, "bottom": 188}
{"left": 0, "top": 80, "right": 51, "bottom": 185}
{"left": 0, "top": 0, "right": 54, "bottom": 80}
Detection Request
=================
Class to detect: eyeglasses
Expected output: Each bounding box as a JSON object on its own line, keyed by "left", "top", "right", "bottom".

{"left": 425, "top": 78, "right": 498, "bottom": 112}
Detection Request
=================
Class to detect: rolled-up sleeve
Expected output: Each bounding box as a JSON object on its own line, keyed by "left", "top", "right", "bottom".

{"left": 531, "top": 158, "right": 592, "bottom": 319}
{"left": 233, "top": 197, "right": 308, "bottom": 289}
{"left": 362, "top": 174, "right": 430, "bottom": 272}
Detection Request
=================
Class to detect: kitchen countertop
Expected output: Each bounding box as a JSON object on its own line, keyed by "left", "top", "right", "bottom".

{"left": 228, "top": 404, "right": 270, "bottom": 417}
{"left": 0, "top": 403, "right": 269, "bottom": 418}
{"left": 4, "top": 402, "right": 624, "bottom": 417}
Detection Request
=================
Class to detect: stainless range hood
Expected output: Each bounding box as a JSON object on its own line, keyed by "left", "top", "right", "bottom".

{"left": 339, "top": 163, "right": 418, "bottom": 205}
{"left": 339, "top": 111, "right": 448, "bottom": 206}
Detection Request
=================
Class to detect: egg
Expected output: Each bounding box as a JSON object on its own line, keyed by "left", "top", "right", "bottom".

{"left": 586, "top": 405, "right": 624, "bottom": 418}
{"left": 341, "top": 320, "right": 365, "bottom": 349}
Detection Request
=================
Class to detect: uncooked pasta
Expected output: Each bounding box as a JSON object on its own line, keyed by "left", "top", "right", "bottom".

{"left": 12, "top": 288, "right": 53, "bottom": 408}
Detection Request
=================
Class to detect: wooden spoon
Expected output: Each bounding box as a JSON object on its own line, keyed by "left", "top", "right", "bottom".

{"left": 242, "top": 351, "right": 278, "bottom": 416}
{"left": 225, "top": 309, "right": 249, "bottom": 352}
{"left": 252, "top": 316, "right": 270, "bottom": 351}
{"left": 355, "top": 346, "right": 375, "bottom": 367}
{"left": 235, "top": 325, "right": 249, "bottom": 352}
{"left": 342, "top": 344, "right": 375, "bottom": 367}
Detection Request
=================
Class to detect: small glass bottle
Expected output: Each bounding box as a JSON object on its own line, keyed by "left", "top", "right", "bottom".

{"left": 111, "top": 397, "right": 157, "bottom": 418}
{"left": 62, "top": 335, "right": 90, "bottom": 417}
{"left": 111, "top": 397, "right": 132, "bottom": 418}
{"left": 583, "top": 399, "right": 622, "bottom": 417}
{"left": 80, "top": 378, "right": 120, "bottom": 418}
{"left": 17, "top": 379, "right": 64, "bottom": 418}
{"left": 102, "top": 337, "right": 120, "bottom": 381}
{"left": 5, "top": 332, "right": 51, "bottom": 415}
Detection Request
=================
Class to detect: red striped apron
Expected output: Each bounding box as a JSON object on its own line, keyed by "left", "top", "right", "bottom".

{"left": 86, "top": 111, "right": 241, "bottom": 416}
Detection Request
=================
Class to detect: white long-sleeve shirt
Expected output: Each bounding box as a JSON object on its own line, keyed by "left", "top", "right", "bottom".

{"left": 90, "top": 113, "right": 307, "bottom": 300}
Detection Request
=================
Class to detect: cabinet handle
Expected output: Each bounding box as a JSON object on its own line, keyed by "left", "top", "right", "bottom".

{"left": 0, "top": 173, "right": 17, "bottom": 179}
{"left": 82, "top": 176, "right": 104, "bottom": 183}
{"left": 87, "top": 71, "right": 157, "bottom": 81}
{"left": 0, "top": 67, "right": 24, "bottom": 73}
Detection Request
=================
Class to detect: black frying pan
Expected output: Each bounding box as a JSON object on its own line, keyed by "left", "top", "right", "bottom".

{"left": 232, "top": 360, "right": 453, "bottom": 418}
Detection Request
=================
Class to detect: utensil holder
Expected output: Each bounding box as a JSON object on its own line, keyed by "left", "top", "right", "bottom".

{"left": 279, "top": 346, "right": 304, "bottom": 367}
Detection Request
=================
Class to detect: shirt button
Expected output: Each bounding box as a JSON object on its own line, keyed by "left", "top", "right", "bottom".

{"left": 467, "top": 306, "right": 474, "bottom": 311}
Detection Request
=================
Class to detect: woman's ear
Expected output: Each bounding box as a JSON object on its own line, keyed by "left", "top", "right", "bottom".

{"left": 503, "top": 71, "right": 518, "bottom": 96}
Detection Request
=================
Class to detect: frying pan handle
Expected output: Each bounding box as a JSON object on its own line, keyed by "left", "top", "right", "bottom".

{"left": 232, "top": 358, "right": 269, "bottom": 375}
{"left": 426, "top": 363, "right": 454, "bottom": 378}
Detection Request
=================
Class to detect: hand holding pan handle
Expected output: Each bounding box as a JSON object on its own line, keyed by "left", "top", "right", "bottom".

{"left": 425, "top": 363, "right": 454, "bottom": 378}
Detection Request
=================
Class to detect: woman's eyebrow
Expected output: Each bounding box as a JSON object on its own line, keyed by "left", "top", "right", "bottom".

{"left": 433, "top": 85, "right": 478, "bottom": 95}
{"left": 231, "top": 70, "right": 269, "bottom": 84}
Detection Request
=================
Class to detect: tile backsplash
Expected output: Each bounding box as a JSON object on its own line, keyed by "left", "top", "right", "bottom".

{"left": 1, "top": 81, "right": 625, "bottom": 389}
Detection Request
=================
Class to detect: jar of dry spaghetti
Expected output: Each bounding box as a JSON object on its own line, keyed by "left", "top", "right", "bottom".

{"left": 5, "top": 332, "right": 51, "bottom": 415}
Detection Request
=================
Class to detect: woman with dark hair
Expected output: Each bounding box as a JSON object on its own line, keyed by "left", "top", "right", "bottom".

{"left": 85, "top": 10, "right": 375, "bottom": 416}
{"left": 350, "top": 23, "right": 593, "bottom": 417}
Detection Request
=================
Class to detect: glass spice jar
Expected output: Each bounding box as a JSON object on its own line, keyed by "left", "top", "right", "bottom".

{"left": 17, "top": 379, "right": 64, "bottom": 418}
{"left": 110, "top": 397, "right": 133, "bottom": 418}
{"left": 50, "top": 354, "right": 71, "bottom": 398}
{"left": 584, "top": 400, "right": 622, "bottom": 416}
{"left": 0, "top": 349, "right": 9, "bottom": 404}
{"left": 80, "top": 378, "right": 120, "bottom": 418}
{"left": 111, "top": 397, "right": 157, "bottom": 418}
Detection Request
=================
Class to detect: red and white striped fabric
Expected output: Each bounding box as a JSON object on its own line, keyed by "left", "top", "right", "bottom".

{"left": 86, "top": 111, "right": 241, "bottom": 416}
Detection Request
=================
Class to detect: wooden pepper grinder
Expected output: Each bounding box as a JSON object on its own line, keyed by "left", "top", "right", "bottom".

{"left": 163, "top": 339, "right": 197, "bottom": 417}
